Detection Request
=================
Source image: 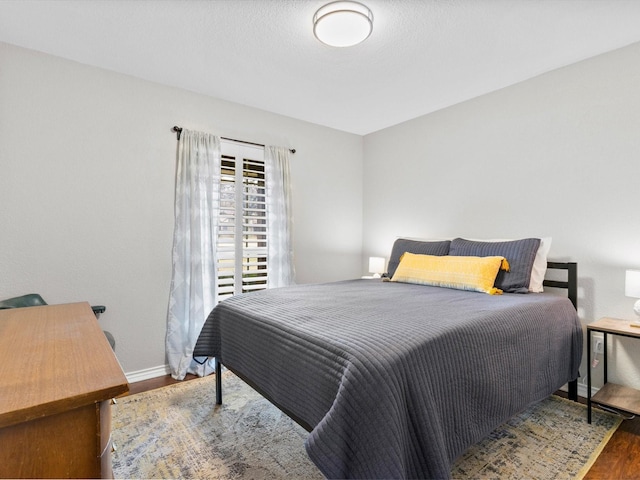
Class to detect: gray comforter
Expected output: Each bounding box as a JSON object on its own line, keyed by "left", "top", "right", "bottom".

{"left": 194, "top": 279, "right": 582, "bottom": 479}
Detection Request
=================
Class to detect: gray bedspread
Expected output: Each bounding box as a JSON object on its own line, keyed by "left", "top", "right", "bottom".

{"left": 194, "top": 279, "right": 582, "bottom": 479}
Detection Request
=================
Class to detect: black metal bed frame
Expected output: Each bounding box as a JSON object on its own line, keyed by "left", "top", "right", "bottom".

{"left": 544, "top": 261, "right": 578, "bottom": 309}
{"left": 543, "top": 261, "right": 579, "bottom": 401}
{"left": 214, "top": 260, "right": 580, "bottom": 408}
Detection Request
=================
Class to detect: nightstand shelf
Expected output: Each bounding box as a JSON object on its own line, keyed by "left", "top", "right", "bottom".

{"left": 591, "top": 383, "right": 640, "bottom": 415}
{"left": 587, "top": 317, "right": 640, "bottom": 423}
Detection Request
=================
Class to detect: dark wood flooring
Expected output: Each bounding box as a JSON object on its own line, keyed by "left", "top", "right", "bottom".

{"left": 126, "top": 373, "right": 199, "bottom": 396}
{"left": 126, "top": 376, "right": 640, "bottom": 479}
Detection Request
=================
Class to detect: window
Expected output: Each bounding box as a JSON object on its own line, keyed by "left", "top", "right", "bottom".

{"left": 217, "top": 140, "right": 268, "bottom": 302}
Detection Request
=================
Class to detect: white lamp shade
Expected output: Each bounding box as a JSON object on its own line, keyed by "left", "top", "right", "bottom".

{"left": 369, "top": 256, "right": 385, "bottom": 275}
{"left": 625, "top": 269, "right": 640, "bottom": 298}
{"left": 313, "top": 1, "right": 373, "bottom": 47}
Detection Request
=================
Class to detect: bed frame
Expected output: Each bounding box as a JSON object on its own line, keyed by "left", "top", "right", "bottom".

{"left": 543, "top": 261, "right": 579, "bottom": 401}
{"left": 544, "top": 261, "right": 578, "bottom": 309}
{"left": 212, "top": 260, "right": 580, "bottom": 411}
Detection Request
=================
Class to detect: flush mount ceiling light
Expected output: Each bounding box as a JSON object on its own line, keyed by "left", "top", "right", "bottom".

{"left": 313, "top": 1, "right": 374, "bottom": 47}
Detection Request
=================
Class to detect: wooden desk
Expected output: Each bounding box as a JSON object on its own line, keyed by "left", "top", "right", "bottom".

{"left": 0, "top": 302, "right": 129, "bottom": 478}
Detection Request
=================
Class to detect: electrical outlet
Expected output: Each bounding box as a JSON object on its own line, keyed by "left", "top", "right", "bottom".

{"left": 594, "top": 340, "right": 603, "bottom": 354}
{"left": 592, "top": 333, "right": 604, "bottom": 354}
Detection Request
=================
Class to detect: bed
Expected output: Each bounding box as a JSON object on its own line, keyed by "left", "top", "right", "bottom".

{"left": 193, "top": 238, "right": 583, "bottom": 479}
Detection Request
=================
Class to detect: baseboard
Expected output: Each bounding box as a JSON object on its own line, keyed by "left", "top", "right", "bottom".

{"left": 579, "top": 382, "right": 600, "bottom": 399}
{"left": 125, "top": 364, "right": 171, "bottom": 384}
{"left": 559, "top": 381, "right": 598, "bottom": 400}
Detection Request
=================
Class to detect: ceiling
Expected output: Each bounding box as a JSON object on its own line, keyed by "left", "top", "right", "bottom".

{"left": 2, "top": 0, "right": 640, "bottom": 135}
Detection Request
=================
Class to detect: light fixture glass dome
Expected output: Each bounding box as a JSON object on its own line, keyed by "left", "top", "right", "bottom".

{"left": 313, "top": 1, "right": 373, "bottom": 48}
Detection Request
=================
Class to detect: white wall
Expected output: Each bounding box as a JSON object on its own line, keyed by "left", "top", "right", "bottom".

{"left": 0, "top": 42, "right": 363, "bottom": 375}
{"left": 363, "top": 41, "right": 640, "bottom": 390}
{"left": 4, "top": 37, "right": 640, "bottom": 391}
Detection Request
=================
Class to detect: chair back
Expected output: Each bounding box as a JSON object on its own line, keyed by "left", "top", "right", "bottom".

{"left": 0, "top": 294, "right": 47, "bottom": 309}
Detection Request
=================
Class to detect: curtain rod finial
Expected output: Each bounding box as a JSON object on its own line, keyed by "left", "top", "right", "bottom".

{"left": 172, "top": 126, "right": 183, "bottom": 140}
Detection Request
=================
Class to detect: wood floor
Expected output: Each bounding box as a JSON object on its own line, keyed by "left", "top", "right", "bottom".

{"left": 583, "top": 408, "right": 640, "bottom": 479}
{"left": 553, "top": 390, "right": 640, "bottom": 480}
{"left": 128, "top": 376, "right": 640, "bottom": 479}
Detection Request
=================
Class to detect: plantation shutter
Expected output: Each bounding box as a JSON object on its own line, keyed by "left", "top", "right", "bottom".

{"left": 217, "top": 141, "right": 268, "bottom": 302}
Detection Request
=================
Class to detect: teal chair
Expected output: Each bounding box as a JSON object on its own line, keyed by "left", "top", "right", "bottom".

{"left": 0, "top": 293, "right": 115, "bottom": 350}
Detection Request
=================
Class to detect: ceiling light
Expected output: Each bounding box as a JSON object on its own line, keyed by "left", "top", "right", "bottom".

{"left": 313, "top": 1, "right": 373, "bottom": 48}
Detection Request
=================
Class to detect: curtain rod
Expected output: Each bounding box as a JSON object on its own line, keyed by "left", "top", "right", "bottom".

{"left": 172, "top": 126, "right": 296, "bottom": 154}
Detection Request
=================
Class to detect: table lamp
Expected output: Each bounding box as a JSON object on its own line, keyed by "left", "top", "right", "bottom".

{"left": 625, "top": 269, "right": 640, "bottom": 324}
{"left": 369, "top": 257, "right": 385, "bottom": 278}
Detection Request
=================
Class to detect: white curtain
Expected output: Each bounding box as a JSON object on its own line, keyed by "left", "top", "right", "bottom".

{"left": 166, "top": 130, "right": 221, "bottom": 380}
{"left": 265, "top": 146, "right": 295, "bottom": 287}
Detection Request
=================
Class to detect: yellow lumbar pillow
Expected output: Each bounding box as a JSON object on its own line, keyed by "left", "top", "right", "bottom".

{"left": 391, "top": 252, "right": 510, "bottom": 295}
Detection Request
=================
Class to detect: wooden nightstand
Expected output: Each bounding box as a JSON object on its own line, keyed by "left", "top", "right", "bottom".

{"left": 587, "top": 317, "right": 640, "bottom": 423}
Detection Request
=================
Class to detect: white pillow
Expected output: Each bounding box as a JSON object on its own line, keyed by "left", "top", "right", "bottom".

{"left": 400, "top": 236, "right": 552, "bottom": 292}
{"left": 529, "top": 237, "right": 552, "bottom": 293}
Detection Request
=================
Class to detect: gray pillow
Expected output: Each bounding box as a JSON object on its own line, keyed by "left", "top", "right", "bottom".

{"left": 449, "top": 238, "right": 541, "bottom": 293}
{"left": 387, "top": 239, "right": 451, "bottom": 278}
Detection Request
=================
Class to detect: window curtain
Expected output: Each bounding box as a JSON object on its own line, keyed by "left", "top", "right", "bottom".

{"left": 166, "top": 129, "right": 221, "bottom": 380}
{"left": 265, "top": 146, "right": 295, "bottom": 287}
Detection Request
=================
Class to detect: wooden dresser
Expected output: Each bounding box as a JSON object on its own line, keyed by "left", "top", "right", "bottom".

{"left": 0, "top": 302, "right": 129, "bottom": 478}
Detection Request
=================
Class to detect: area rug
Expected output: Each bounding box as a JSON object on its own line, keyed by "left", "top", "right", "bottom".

{"left": 112, "top": 372, "right": 620, "bottom": 479}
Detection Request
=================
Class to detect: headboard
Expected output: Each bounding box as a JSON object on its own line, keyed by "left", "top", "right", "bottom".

{"left": 543, "top": 262, "right": 578, "bottom": 309}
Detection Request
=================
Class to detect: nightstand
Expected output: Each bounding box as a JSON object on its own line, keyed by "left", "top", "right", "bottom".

{"left": 587, "top": 317, "right": 640, "bottom": 423}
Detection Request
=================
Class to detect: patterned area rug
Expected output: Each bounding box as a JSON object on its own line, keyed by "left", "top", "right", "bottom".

{"left": 450, "top": 394, "right": 620, "bottom": 479}
{"left": 112, "top": 372, "right": 620, "bottom": 479}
